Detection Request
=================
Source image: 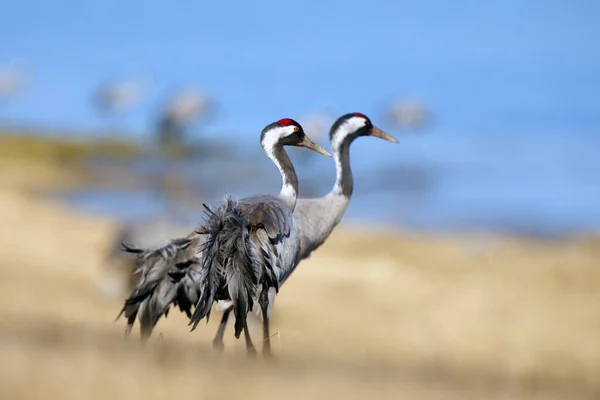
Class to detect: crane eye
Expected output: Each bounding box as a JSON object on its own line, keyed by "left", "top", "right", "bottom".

{"left": 363, "top": 119, "right": 368, "bottom": 125}
{"left": 293, "top": 126, "right": 300, "bottom": 132}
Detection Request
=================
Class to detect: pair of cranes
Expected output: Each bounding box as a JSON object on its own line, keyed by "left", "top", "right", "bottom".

{"left": 116, "top": 112, "right": 398, "bottom": 356}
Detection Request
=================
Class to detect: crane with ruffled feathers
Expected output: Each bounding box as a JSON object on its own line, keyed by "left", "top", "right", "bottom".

{"left": 117, "top": 118, "right": 330, "bottom": 355}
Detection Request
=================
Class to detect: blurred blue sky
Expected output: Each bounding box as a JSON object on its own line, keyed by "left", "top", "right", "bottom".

{"left": 1, "top": 0, "right": 599, "bottom": 138}
{"left": 2, "top": 0, "right": 600, "bottom": 234}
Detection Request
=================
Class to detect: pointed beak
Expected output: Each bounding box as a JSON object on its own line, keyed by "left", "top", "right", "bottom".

{"left": 298, "top": 136, "right": 332, "bottom": 157}
{"left": 370, "top": 126, "right": 398, "bottom": 143}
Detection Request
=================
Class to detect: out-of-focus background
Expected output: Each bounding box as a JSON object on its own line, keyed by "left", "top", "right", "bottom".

{"left": 1, "top": 1, "right": 599, "bottom": 399}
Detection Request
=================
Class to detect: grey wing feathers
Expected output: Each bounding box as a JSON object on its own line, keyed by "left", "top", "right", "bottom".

{"left": 237, "top": 195, "right": 293, "bottom": 242}
{"left": 188, "top": 196, "right": 257, "bottom": 337}
{"left": 237, "top": 194, "right": 299, "bottom": 289}
{"left": 188, "top": 195, "right": 297, "bottom": 338}
{"left": 116, "top": 234, "right": 205, "bottom": 342}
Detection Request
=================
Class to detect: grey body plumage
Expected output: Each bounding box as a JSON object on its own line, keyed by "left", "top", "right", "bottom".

{"left": 188, "top": 194, "right": 300, "bottom": 343}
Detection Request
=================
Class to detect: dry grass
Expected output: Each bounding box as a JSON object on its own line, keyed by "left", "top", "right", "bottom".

{"left": 1, "top": 180, "right": 600, "bottom": 399}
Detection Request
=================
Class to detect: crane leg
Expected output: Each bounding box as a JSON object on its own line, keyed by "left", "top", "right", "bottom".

{"left": 244, "top": 321, "right": 257, "bottom": 357}
{"left": 244, "top": 322, "right": 256, "bottom": 357}
{"left": 212, "top": 306, "right": 232, "bottom": 352}
{"left": 259, "top": 287, "right": 272, "bottom": 357}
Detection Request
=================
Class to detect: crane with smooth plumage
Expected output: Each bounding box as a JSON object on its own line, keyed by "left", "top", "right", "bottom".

{"left": 294, "top": 113, "right": 397, "bottom": 258}
{"left": 116, "top": 119, "right": 330, "bottom": 354}
{"left": 210, "top": 112, "right": 398, "bottom": 349}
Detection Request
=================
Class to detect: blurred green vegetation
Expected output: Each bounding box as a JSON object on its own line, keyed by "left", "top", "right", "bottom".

{"left": 0, "top": 131, "right": 142, "bottom": 165}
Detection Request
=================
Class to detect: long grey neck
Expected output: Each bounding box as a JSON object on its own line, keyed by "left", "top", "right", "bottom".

{"left": 269, "top": 145, "right": 298, "bottom": 210}
{"left": 330, "top": 138, "right": 353, "bottom": 198}
{"left": 293, "top": 136, "right": 353, "bottom": 260}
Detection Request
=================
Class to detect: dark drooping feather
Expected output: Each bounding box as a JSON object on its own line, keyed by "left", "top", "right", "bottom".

{"left": 116, "top": 236, "right": 204, "bottom": 342}
{"left": 188, "top": 194, "right": 296, "bottom": 339}
{"left": 189, "top": 197, "right": 257, "bottom": 337}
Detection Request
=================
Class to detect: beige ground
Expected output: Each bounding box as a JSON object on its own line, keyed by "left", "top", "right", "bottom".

{"left": 1, "top": 157, "right": 600, "bottom": 400}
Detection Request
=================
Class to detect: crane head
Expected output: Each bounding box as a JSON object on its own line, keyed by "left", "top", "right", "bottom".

{"left": 261, "top": 118, "right": 331, "bottom": 157}
{"left": 329, "top": 112, "right": 398, "bottom": 148}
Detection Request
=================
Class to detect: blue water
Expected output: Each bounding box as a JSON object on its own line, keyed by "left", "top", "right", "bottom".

{"left": 3, "top": 0, "right": 600, "bottom": 235}
{"left": 62, "top": 126, "right": 600, "bottom": 237}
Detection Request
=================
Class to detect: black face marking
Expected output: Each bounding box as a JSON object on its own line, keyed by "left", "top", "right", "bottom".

{"left": 329, "top": 112, "right": 372, "bottom": 141}
{"left": 260, "top": 119, "right": 306, "bottom": 147}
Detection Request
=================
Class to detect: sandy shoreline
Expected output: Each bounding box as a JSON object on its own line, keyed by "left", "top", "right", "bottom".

{"left": 1, "top": 156, "right": 599, "bottom": 399}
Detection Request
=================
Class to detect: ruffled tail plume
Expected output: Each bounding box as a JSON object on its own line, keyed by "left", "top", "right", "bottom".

{"left": 188, "top": 198, "right": 259, "bottom": 338}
